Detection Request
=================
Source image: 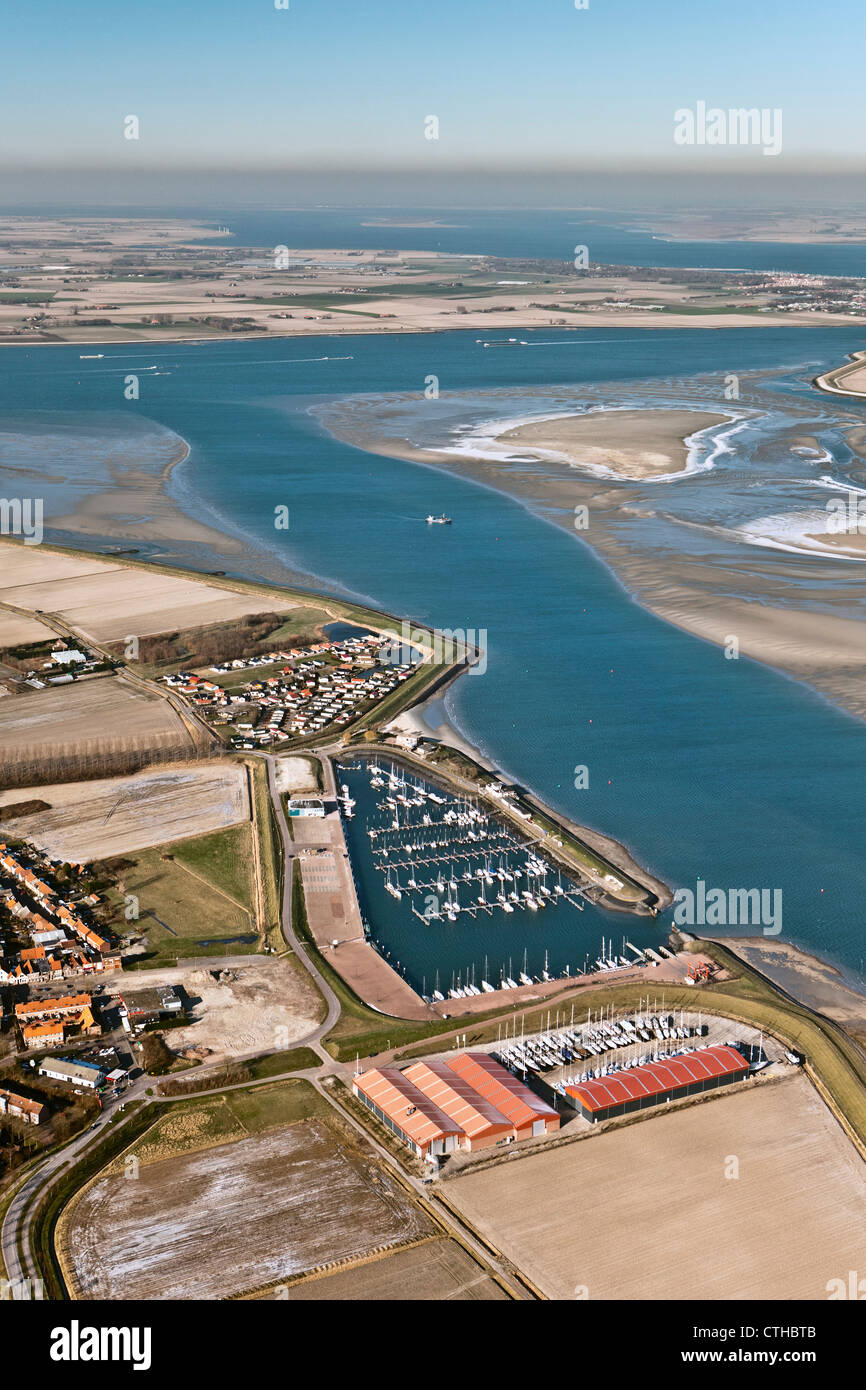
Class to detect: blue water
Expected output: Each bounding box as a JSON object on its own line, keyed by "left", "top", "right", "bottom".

{"left": 4, "top": 205, "right": 865, "bottom": 276}
{"left": 339, "top": 760, "right": 648, "bottom": 996}
{"left": 213, "top": 208, "right": 866, "bottom": 277}
{"left": 2, "top": 326, "right": 866, "bottom": 989}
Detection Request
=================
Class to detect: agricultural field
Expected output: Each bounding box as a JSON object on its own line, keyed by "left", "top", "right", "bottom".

{"left": 0, "top": 610, "right": 53, "bottom": 647}
{"left": 270, "top": 1237, "right": 509, "bottom": 1301}
{"left": 0, "top": 761, "right": 249, "bottom": 860}
{"left": 108, "top": 822, "right": 257, "bottom": 963}
{"left": 0, "top": 676, "right": 191, "bottom": 770}
{"left": 0, "top": 540, "right": 301, "bottom": 642}
{"left": 59, "top": 1083, "right": 435, "bottom": 1300}
{"left": 444, "top": 1075, "right": 866, "bottom": 1300}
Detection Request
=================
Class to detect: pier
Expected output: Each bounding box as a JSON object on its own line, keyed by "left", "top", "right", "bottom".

{"left": 292, "top": 788, "right": 435, "bottom": 1021}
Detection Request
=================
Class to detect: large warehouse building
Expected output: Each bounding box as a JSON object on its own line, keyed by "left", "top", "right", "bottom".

{"left": 566, "top": 1044, "right": 749, "bottom": 1124}
{"left": 354, "top": 1051, "right": 559, "bottom": 1159}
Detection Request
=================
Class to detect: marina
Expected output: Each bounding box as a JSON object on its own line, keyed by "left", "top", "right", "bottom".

{"left": 337, "top": 756, "right": 663, "bottom": 1000}
{"left": 486, "top": 1004, "right": 776, "bottom": 1116}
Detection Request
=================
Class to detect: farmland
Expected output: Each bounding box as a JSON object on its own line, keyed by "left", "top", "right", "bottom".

{"left": 0, "top": 540, "right": 301, "bottom": 643}
{"left": 267, "top": 1237, "right": 509, "bottom": 1301}
{"left": 0, "top": 610, "right": 53, "bottom": 648}
{"left": 58, "top": 1082, "right": 437, "bottom": 1300}
{"left": 0, "top": 761, "right": 249, "bottom": 860}
{"left": 444, "top": 1074, "right": 866, "bottom": 1301}
{"left": 0, "top": 676, "right": 192, "bottom": 777}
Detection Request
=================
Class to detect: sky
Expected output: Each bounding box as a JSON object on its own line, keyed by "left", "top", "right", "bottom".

{"left": 2, "top": 0, "right": 865, "bottom": 204}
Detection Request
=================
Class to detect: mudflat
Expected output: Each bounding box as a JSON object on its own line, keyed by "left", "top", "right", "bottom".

{"left": 496, "top": 409, "right": 728, "bottom": 480}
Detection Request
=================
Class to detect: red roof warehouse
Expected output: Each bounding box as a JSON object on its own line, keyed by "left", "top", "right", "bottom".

{"left": 353, "top": 1051, "right": 559, "bottom": 1159}
{"left": 566, "top": 1044, "right": 749, "bottom": 1123}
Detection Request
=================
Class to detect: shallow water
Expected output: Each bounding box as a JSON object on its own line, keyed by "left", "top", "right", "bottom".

{"left": 2, "top": 325, "right": 865, "bottom": 990}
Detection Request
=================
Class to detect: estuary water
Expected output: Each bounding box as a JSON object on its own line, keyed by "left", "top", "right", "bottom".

{"left": 7, "top": 204, "right": 866, "bottom": 276}
{"left": 1, "top": 325, "right": 865, "bottom": 990}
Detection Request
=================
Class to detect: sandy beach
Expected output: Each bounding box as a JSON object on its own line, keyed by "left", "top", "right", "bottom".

{"left": 711, "top": 937, "right": 866, "bottom": 1041}
{"left": 495, "top": 409, "right": 728, "bottom": 480}
{"left": 320, "top": 389, "right": 866, "bottom": 724}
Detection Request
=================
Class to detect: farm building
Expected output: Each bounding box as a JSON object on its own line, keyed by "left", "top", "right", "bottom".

{"left": 353, "top": 1051, "right": 559, "bottom": 1159}
{"left": 565, "top": 1044, "right": 749, "bottom": 1124}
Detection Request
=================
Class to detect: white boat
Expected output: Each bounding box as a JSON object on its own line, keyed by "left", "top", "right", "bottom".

{"left": 426, "top": 514, "right": 452, "bottom": 525}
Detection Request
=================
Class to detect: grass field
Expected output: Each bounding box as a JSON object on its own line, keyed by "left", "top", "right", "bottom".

{"left": 250, "top": 759, "right": 282, "bottom": 950}
{"left": 247, "top": 1047, "right": 321, "bottom": 1078}
{"left": 130, "top": 1079, "right": 333, "bottom": 1163}
{"left": 110, "top": 822, "right": 257, "bottom": 964}
{"left": 445, "top": 1074, "right": 866, "bottom": 1300}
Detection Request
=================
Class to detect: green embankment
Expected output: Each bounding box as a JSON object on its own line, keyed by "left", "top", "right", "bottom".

{"left": 249, "top": 759, "right": 282, "bottom": 949}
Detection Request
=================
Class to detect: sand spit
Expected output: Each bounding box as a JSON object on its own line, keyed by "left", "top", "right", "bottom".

{"left": 321, "top": 394, "right": 866, "bottom": 724}
{"left": 494, "top": 409, "right": 729, "bottom": 481}
{"left": 713, "top": 936, "right": 866, "bottom": 1037}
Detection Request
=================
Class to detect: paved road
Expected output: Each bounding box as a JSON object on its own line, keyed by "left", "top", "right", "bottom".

{"left": 1, "top": 743, "right": 533, "bottom": 1301}
{"left": 1, "top": 1077, "right": 149, "bottom": 1291}
{"left": 261, "top": 752, "right": 341, "bottom": 1050}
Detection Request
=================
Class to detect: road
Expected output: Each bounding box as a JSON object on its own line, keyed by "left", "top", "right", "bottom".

{"left": 0, "top": 747, "right": 343, "bottom": 1295}
{"left": 260, "top": 752, "right": 341, "bottom": 1049}
{"left": 1, "top": 744, "right": 532, "bottom": 1300}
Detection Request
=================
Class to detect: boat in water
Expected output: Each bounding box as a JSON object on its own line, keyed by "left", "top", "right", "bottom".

{"left": 426, "top": 514, "right": 452, "bottom": 525}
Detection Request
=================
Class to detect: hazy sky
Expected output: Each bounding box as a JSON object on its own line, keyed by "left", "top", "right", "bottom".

{"left": 2, "top": 0, "right": 864, "bottom": 203}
